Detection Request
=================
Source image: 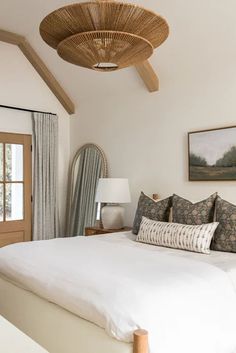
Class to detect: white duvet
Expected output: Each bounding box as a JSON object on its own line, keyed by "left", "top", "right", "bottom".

{"left": 1, "top": 232, "right": 236, "bottom": 353}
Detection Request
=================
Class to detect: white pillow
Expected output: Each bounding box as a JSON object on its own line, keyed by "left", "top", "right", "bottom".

{"left": 136, "top": 217, "right": 219, "bottom": 254}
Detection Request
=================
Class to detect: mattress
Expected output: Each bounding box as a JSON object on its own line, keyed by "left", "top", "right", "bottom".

{"left": 1, "top": 232, "right": 236, "bottom": 353}
{"left": 121, "top": 232, "right": 236, "bottom": 290}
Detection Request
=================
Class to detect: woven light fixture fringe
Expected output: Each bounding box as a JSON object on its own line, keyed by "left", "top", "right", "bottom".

{"left": 58, "top": 31, "right": 153, "bottom": 71}
{"left": 40, "top": 1, "right": 169, "bottom": 72}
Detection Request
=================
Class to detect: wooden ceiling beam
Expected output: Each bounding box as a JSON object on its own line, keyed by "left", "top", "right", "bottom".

{"left": 135, "top": 60, "right": 159, "bottom": 92}
{"left": 0, "top": 29, "right": 24, "bottom": 45}
{"left": 0, "top": 29, "right": 75, "bottom": 115}
{"left": 19, "top": 39, "right": 74, "bottom": 115}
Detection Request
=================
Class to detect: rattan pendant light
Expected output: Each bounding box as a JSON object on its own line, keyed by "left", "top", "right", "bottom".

{"left": 40, "top": 0, "right": 169, "bottom": 72}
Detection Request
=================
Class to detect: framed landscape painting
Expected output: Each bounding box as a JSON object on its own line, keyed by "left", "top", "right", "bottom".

{"left": 188, "top": 126, "right": 236, "bottom": 181}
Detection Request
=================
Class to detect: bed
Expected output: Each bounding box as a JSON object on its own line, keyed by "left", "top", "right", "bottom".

{"left": 1, "top": 231, "right": 236, "bottom": 353}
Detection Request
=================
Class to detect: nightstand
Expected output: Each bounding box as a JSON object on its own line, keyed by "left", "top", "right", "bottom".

{"left": 85, "top": 226, "right": 132, "bottom": 236}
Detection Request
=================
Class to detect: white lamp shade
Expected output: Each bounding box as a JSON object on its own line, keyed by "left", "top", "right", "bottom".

{"left": 95, "top": 178, "right": 131, "bottom": 204}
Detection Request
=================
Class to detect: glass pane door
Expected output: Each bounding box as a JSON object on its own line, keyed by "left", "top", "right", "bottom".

{"left": 5, "top": 144, "right": 23, "bottom": 181}
{"left": 0, "top": 143, "right": 3, "bottom": 222}
{"left": 0, "top": 132, "right": 32, "bottom": 247}
{"left": 0, "top": 183, "right": 3, "bottom": 222}
{"left": 0, "top": 142, "right": 24, "bottom": 222}
{"left": 5, "top": 183, "right": 23, "bottom": 221}
{"left": 0, "top": 143, "right": 3, "bottom": 181}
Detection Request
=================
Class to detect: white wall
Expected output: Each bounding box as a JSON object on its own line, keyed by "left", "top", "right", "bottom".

{"left": 0, "top": 42, "right": 70, "bottom": 234}
{"left": 70, "top": 0, "right": 236, "bottom": 226}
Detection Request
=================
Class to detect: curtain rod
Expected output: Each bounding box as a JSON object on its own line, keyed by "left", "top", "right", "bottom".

{"left": 0, "top": 104, "right": 57, "bottom": 116}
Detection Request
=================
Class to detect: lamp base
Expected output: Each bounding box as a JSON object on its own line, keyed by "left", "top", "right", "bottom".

{"left": 101, "top": 204, "right": 125, "bottom": 229}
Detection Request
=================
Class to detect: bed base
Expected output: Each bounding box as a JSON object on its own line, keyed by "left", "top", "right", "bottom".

{"left": 0, "top": 276, "right": 149, "bottom": 353}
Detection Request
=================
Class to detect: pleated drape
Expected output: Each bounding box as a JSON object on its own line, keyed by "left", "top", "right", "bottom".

{"left": 32, "top": 112, "right": 59, "bottom": 240}
{"left": 69, "top": 147, "right": 102, "bottom": 236}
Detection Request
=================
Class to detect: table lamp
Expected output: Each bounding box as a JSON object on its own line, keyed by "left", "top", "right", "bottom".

{"left": 95, "top": 178, "right": 131, "bottom": 229}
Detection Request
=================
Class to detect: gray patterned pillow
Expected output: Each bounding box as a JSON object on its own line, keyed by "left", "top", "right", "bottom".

{"left": 132, "top": 192, "right": 172, "bottom": 235}
{"left": 172, "top": 193, "right": 217, "bottom": 225}
{"left": 212, "top": 196, "right": 236, "bottom": 252}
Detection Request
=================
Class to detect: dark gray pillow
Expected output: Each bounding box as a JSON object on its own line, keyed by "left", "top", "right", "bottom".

{"left": 211, "top": 196, "right": 236, "bottom": 252}
{"left": 132, "top": 192, "right": 172, "bottom": 235}
{"left": 172, "top": 193, "right": 217, "bottom": 225}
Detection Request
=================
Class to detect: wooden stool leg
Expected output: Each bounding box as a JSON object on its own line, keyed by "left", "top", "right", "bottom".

{"left": 133, "top": 329, "right": 148, "bottom": 353}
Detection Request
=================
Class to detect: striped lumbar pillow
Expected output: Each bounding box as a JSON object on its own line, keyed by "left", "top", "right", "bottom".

{"left": 137, "top": 217, "right": 219, "bottom": 254}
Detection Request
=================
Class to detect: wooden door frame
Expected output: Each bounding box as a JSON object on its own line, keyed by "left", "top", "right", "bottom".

{"left": 0, "top": 132, "right": 32, "bottom": 245}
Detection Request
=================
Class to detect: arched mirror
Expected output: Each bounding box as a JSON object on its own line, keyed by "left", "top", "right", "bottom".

{"left": 66, "top": 144, "right": 108, "bottom": 236}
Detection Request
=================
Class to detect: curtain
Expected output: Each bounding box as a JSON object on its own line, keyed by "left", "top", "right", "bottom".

{"left": 32, "top": 112, "right": 59, "bottom": 240}
{"left": 69, "top": 147, "right": 102, "bottom": 236}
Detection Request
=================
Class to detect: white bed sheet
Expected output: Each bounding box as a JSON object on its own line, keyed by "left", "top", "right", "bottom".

{"left": 119, "top": 232, "right": 236, "bottom": 290}
{"left": 1, "top": 232, "right": 236, "bottom": 353}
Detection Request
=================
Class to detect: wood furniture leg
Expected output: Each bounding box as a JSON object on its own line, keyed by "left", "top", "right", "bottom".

{"left": 133, "top": 329, "right": 148, "bottom": 353}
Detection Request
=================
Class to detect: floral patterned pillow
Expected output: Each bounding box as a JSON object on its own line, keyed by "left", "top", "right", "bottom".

{"left": 212, "top": 196, "right": 236, "bottom": 252}
{"left": 172, "top": 193, "right": 217, "bottom": 225}
{"left": 132, "top": 192, "right": 172, "bottom": 235}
